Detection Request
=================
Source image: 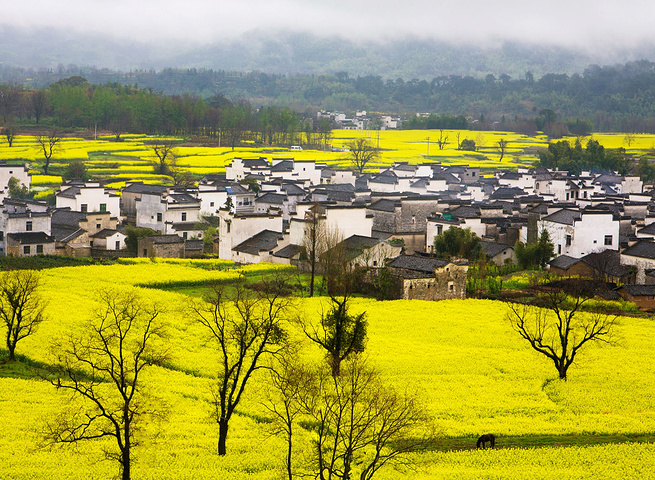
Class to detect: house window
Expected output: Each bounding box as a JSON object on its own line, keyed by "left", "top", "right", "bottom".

{"left": 449, "top": 282, "right": 454, "bottom": 291}
{"left": 437, "top": 225, "right": 443, "bottom": 235}
{"left": 0, "top": 231, "right": 3, "bottom": 241}
{"left": 605, "top": 235, "right": 613, "bottom": 246}
{"left": 565, "top": 235, "right": 571, "bottom": 247}
{"left": 81, "top": 204, "right": 88, "bottom": 213}
{"left": 143, "top": 249, "right": 148, "bottom": 256}
{"left": 210, "top": 202, "right": 215, "bottom": 207}
{"left": 116, "top": 241, "right": 121, "bottom": 250}
{"left": 90, "top": 241, "right": 94, "bottom": 247}
{"left": 227, "top": 222, "right": 231, "bottom": 233}
{"left": 182, "top": 213, "right": 187, "bottom": 221}
{"left": 157, "top": 213, "right": 162, "bottom": 222}
{"left": 558, "top": 245, "right": 562, "bottom": 254}
{"left": 96, "top": 224, "right": 101, "bottom": 229}
{"left": 584, "top": 191, "right": 588, "bottom": 198}
{"left": 26, "top": 221, "right": 32, "bottom": 231}
{"left": 99, "top": 203, "right": 107, "bottom": 212}
{"left": 373, "top": 260, "right": 378, "bottom": 266}
{"left": 182, "top": 232, "right": 188, "bottom": 239}
{"left": 36, "top": 245, "right": 43, "bottom": 254}
{"left": 23, "top": 245, "right": 30, "bottom": 255}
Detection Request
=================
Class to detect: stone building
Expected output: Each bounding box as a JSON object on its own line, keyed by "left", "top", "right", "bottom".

{"left": 386, "top": 254, "right": 468, "bottom": 301}
{"left": 138, "top": 235, "right": 185, "bottom": 258}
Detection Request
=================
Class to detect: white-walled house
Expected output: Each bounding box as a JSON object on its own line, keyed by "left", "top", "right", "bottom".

{"left": 136, "top": 191, "right": 202, "bottom": 239}
{"left": 56, "top": 182, "right": 121, "bottom": 218}
{"left": 0, "top": 162, "right": 31, "bottom": 204}
{"left": 541, "top": 208, "right": 619, "bottom": 257}
{"left": 216, "top": 209, "right": 284, "bottom": 261}
{"left": 225, "top": 158, "right": 271, "bottom": 181}
{"left": 0, "top": 201, "right": 53, "bottom": 256}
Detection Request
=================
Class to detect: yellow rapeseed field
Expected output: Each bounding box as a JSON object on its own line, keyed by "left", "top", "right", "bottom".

{"left": 0, "top": 261, "right": 654, "bottom": 478}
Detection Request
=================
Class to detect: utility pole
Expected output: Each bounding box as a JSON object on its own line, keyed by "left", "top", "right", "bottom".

{"left": 426, "top": 137, "right": 430, "bottom": 157}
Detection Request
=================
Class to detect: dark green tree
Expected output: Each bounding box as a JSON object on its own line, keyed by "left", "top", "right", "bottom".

{"left": 433, "top": 226, "right": 481, "bottom": 261}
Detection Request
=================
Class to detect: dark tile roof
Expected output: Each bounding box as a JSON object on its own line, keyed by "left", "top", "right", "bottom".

{"left": 480, "top": 241, "right": 513, "bottom": 258}
{"left": 450, "top": 205, "right": 481, "bottom": 219}
{"left": 242, "top": 158, "right": 270, "bottom": 168}
{"left": 256, "top": 192, "right": 287, "bottom": 205}
{"left": 543, "top": 209, "right": 581, "bottom": 225}
{"left": 90, "top": 229, "right": 121, "bottom": 239}
{"left": 56, "top": 186, "right": 81, "bottom": 198}
{"left": 7, "top": 232, "right": 55, "bottom": 244}
{"left": 233, "top": 230, "right": 283, "bottom": 255}
{"left": 185, "top": 239, "right": 204, "bottom": 251}
{"left": 52, "top": 209, "right": 88, "bottom": 227}
{"left": 273, "top": 244, "right": 304, "bottom": 259}
{"left": 150, "top": 235, "right": 184, "bottom": 244}
{"left": 122, "top": 183, "right": 168, "bottom": 195}
{"left": 52, "top": 225, "right": 85, "bottom": 242}
{"left": 637, "top": 223, "right": 655, "bottom": 236}
{"left": 172, "top": 222, "right": 205, "bottom": 231}
{"left": 281, "top": 183, "right": 306, "bottom": 196}
{"left": 491, "top": 187, "right": 528, "bottom": 200}
{"left": 368, "top": 199, "right": 398, "bottom": 213}
{"left": 548, "top": 255, "right": 580, "bottom": 270}
{"left": 580, "top": 250, "right": 633, "bottom": 277}
{"left": 271, "top": 160, "right": 294, "bottom": 172}
{"left": 370, "top": 171, "right": 398, "bottom": 185}
{"left": 622, "top": 240, "right": 655, "bottom": 260}
{"left": 387, "top": 254, "right": 449, "bottom": 274}
{"left": 618, "top": 284, "right": 655, "bottom": 296}
{"left": 167, "top": 193, "right": 201, "bottom": 205}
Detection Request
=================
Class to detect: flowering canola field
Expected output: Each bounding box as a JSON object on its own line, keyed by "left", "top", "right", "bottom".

{"left": 1, "top": 261, "right": 655, "bottom": 478}
{"left": 5, "top": 130, "right": 655, "bottom": 192}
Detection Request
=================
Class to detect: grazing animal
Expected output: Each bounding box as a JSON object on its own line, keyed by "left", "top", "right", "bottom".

{"left": 477, "top": 434, "right": 495, "bottom": 449}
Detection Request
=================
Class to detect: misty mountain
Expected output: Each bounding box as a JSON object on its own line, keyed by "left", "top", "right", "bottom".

{"left": 2, "top": 24, "right": 652, "bottom": 80}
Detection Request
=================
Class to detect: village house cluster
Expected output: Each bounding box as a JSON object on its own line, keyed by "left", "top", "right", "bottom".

{"left": 2, "top": 156, "right": 655, "bottom": 303}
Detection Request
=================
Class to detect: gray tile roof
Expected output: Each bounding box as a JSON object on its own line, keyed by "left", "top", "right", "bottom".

{"left": 543, "top": 209, "right": 581, "bottom": 225}
{"left": 622, "top": 240, "right": 655, "bottom": 260}
{"left": 52, "top": 209, "right": 88, "bottom": 227}
{"left": 90, "top": 228, "right": 120, "bottom": 239}
{"left": 480, "top": 241, "right": 513, "bottom": 258}
{"left": 387, "top": 254, "right": 450, "bottom": 274}
{"left": 7, "top": 232, "right": 55, "bottom": 244}
{"left": 256, "top": 192, "right": 287, "bottom": 205}
{"left": 548, "top": 255, "right": 580, "bottom": 270}
{"left": 123, "top": 183, "right": 168, "bottom": 195}
{"left": 273, "top": 244, "right": 304, "bottom": 259}
{"left": 368, "top": 199, "right": 398, "bottom": 213}
{"left": 233, "top": 230, "right": 283, "bottom": 255}
{"left": 618, "top": 284, "right": 655, "bottom": 296}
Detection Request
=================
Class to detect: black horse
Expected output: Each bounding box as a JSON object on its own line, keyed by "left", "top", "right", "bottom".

{"left": 476, "top": 434, "right": 495, "bottom": 449}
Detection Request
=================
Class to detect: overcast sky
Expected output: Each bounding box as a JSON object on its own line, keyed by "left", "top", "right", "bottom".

{"left": 3, "top": 0, "right": 655, "bottom": 51}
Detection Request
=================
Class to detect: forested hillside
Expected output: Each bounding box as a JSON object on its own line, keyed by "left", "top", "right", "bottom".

{"left": 3, "top": 60, "right": 655, "bottom": 134}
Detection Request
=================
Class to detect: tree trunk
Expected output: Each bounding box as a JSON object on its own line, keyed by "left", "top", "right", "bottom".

{"left": 7, "top": 344, "right": 15, "bottom": 361}
{"left": 122, "top": 412, "right": 131, "bottom": 480}
{"left": 218, "top": 419, "right": 229, "bottom": 456}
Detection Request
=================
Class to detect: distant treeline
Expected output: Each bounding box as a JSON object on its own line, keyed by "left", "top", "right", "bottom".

{"left": 4, "top": 60, "right": 655, "bottom": 135}
{"left": 0, "top": 76, "right": 332, "bottom": 146}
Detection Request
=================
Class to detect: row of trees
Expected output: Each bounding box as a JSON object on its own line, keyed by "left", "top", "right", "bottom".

{"left": 0, "top": 80, "right": 334, "bottom": 146}
{"left": 9, "top": 60, "right": 655, "bottom": 132}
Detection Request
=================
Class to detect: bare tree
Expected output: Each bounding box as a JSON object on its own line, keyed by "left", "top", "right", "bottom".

{"left": 31, "top": 89, "right": 47, "bottom": 125}
{"left": 496, "top": 138, "right": 509, "bottom": 160}
{"left": 35, "top": 130, "right": 62, "bottom": 175}
{"left": 190, "top": 274, "right": 293, "bottom": 455}
{"left": 436, "top": 129, "right": 449, "bottom": 150}
{"left": 0, "top": 270, "right": 46, "bottom": 361}
{"left": 347, "top": 138, "right": 379, "bottom": 174}
{"left": 624, "top": 133, "right": 636, "bottom": 148}
{"left": 2, "top": 123, "right": 16, "bottom": 147}
{"left": 302, "top": 203, "right": 326, "bottom": 297}
{"left": 279, "top": 357, "right": 427, "bottom": 480}
{"left": 149, "top": 139, "right": 178, "bottom": 176}
{"left": 507, "top": 287, "right": 618, "bottom": 380}
{"left": 46, "top": 288, "right": 167, "bottom": 480}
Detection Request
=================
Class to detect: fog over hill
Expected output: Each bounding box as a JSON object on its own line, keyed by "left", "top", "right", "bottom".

{"left": 2, "top": 25, "right": 655, "bottom": 81}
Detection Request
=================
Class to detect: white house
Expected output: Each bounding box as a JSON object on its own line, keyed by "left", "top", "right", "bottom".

{"left": 541, "top": 208, "right": 619, "bottom": 257}
{"left": 0, "top": 162, "right": 31, "bottom": 204}
{"left": 56, "top": 182, "right": 121, "bottom": 219}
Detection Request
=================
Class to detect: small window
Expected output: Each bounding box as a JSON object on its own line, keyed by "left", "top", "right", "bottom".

{"left": 81, "top": 204, "right": 88, "bottom": 213}
{"left": 157, "top": 213, "right": 162, "bottom": 222}
{"left": 99, "top": 203, "right": 107, "bottom": 212}
{"left": 23, "top": 245, "right": 30, "bottom": 255}
{"left": 96, "top": 224, "right": 101, "bottom": 229}
{"left": 605, "top": 235, "right": 613, "bottom": 246}
{"left": 182, "top": 232, "right": 188, "bottom": 239}
{"left": 0, "top": 231, "right": 3, "bottom": 241}
{"left": 437, "top": 225, "right": 443, "bottom": 235}
{"left": 566, "top": 235, "right": 571, "bottom": 247}
{"left": 90, "top": 241, "right": 94, "bottom": 247}
{"left": 143, "top": 249, "right": 148, "bottom": 256}
{"left": 210, "top": 202, "right": 215, "bottom": 207}
{"left": 116, "top": 241, "right": 120, "bottom": 249}
{"left": 373, "top": 260, "right": 378, "bottom": 266}
{"left": 227, "top": 222, "right": 231, "bottom": 233}
{"left": 558, "top": 244, "right": 562, "bottom": 254}
{"left": 26, "top": 221, "right": 32, "bottom": 231}
{"left": 449, "top": 283, "right": 454, "bottom": 291}
{"left": 36, "top": 245, "right": 43, "bottom": 254}
{"left": 182, "top": 213, "right": 187, "bottom": 221}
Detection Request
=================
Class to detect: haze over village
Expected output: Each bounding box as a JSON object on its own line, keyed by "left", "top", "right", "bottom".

{"left": 2, "top": 1, "right": 655, "bottom": 480}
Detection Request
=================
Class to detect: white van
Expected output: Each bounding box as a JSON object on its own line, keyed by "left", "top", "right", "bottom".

{"left": 290, "top": 145, "right": 303, "bottom": 151}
